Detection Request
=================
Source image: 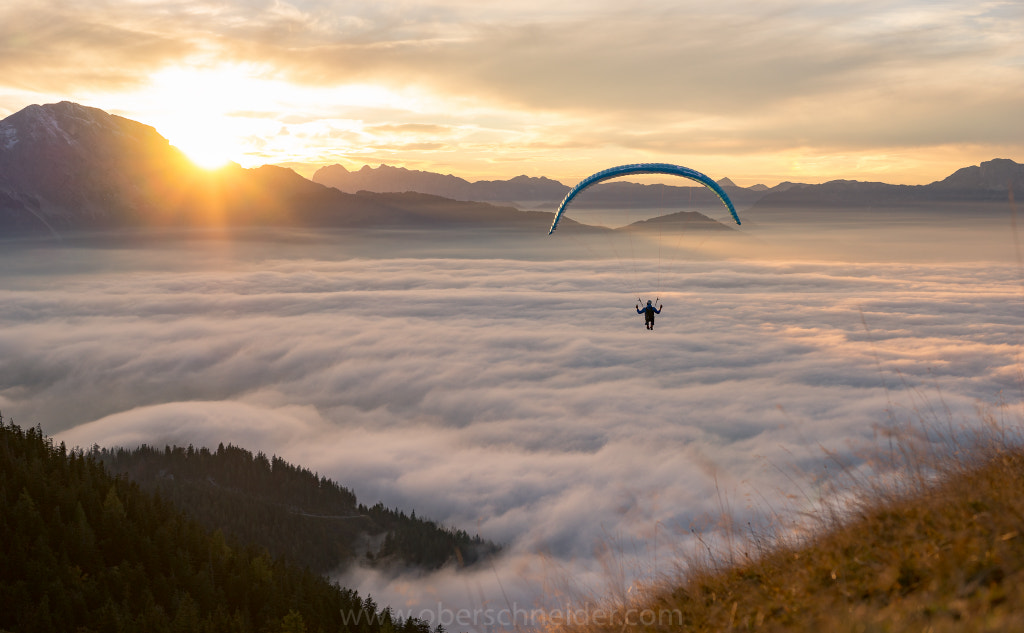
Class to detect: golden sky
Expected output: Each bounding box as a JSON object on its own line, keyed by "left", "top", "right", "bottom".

{"left": 1, "top": 0, "right": 1022, "bottom": 186}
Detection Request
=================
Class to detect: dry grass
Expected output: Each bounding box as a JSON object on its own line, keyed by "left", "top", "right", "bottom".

{"left": 550, "top": 408, "right": 1024, "bottom": 633}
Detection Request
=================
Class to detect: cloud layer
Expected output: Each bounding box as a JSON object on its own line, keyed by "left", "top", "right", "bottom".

{"left": 2, "top": 224, "right": 1022, "bottom": 624}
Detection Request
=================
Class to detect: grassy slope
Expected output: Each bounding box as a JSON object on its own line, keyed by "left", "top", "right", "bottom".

{"left": 571, "top": 424, "right": 1024, "bottom": 633}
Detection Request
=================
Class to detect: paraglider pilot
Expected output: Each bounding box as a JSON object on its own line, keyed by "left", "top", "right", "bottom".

{"left": 636, "top": 299, "right": 662, "bottom": 330}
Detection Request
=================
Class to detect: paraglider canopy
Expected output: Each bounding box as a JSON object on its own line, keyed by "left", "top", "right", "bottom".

{"left": 548, "top": 163, "right": 741, "bottom": 234}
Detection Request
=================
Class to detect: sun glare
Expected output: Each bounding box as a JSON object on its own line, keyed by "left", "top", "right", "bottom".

{"left": 122, "top": 62, "right": 442, "bottom": 171}
{"left": 139, "top": 65, "right": 272, "bottom": 169}
{"left": 173, "top": 129, "right": 234, "bottom": 169}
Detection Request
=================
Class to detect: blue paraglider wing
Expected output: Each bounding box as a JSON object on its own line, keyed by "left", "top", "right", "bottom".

{"left": 547, "top": 163, "right": 741, "bottom": 235}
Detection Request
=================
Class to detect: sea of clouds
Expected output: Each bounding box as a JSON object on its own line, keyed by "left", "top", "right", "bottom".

{"left": 2, "top": 224, "right": 1021, "bottom": 627}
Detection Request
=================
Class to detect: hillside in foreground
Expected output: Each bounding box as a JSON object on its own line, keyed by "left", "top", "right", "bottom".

{"left": 564, "top": 421, "right": 1024, "bottom": 633}
{"left": 92, "top": 442, "right": 499, "bottom": 575}
{"left": 0, "top": 417, "right": 437, "bottom": 633}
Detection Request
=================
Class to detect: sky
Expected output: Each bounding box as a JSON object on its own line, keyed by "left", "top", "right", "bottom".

{"left": 1, "top": 0, "right": 1022, "bottom": 185}
{"left": 2, "top": 221, "right": 1022, "bottom": 627}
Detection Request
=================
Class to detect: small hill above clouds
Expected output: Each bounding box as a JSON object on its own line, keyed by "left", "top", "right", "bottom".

{"left": 624, "top": 210, "right": 736, "bottom": 232}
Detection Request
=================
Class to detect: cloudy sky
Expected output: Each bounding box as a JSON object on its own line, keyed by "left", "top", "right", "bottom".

{"left": 1, "top": 0, "right": 1022, "bottom": 185}
{"left": 3, "top": 221, "right": 1022, "bottom": 624}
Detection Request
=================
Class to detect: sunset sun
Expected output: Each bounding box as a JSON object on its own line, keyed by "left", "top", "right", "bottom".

{"left": 172, "top": 126, "right": 235, "bottom": 169}
{"left": 139, "top": 65, "right": 270, "bottom": 169}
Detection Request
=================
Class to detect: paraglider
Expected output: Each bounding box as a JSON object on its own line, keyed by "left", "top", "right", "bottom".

{"left": 637, "top": 299, "right": 662, "bottom": 330}
{"left": 546, "top": 163, "right": 742, "bottom": 330}
{"left": 547, "top": 163, "right": 741, "bottom": 235}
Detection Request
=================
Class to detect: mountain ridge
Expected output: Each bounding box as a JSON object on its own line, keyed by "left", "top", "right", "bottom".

{"left": 312, "top": 162, "right": 768, "bottom": 210}
{"left": 312, "top": 163, "right": 571, "bottom": 207}
{"left": 2, "top": 101, "right": 1020, "bottom": 236}
{"left": 314, "top": 159, "right": 1023, "bottom": 213}
{"left": 0, "top": 101, "right": 551, "bottom": 235}
{"left": 749, "top": 158, "right": 1024, "bottom": 211}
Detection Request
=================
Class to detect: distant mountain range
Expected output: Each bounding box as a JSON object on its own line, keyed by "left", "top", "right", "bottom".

{"left": 1, "top": 101, "right": 1020, "bottom": 236}
{"left": 750, "top": 160, "right": 1024, "bottom": 213}
{"left": 314, "top": 160, "right": 1023, "bottom": 214}
{"left": 312, "top": 163, "right": 769, "bottom": 210}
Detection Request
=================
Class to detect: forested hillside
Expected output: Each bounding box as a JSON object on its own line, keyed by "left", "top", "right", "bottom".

{"left": 92, "top": 442, "right": 499, "bottom": 574}
{"left": 0, "top": 417, "right": 438, "bottom": 633}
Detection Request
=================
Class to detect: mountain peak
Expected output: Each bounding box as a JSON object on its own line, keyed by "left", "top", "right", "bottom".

{"left": 2, "top": 101, "right": 162, "bottom": 150}
{"left": 0, "top": 101, "right": 199, "bottom": 232}
{"left": 935, "top": 158, "right": 1024, "bottom": 191}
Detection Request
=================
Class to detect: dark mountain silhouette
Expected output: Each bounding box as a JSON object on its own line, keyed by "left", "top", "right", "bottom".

{"left": 0, "top": 102, "right": 550, "bottom": 235}
{"left": 0, "top": 101, "right": 197, "bottom": 232}
{"left": 624, "top": 210, "right": 736, "bottom": 232}
{"left": 313, "top": 163, "right": 570, "bottom": 207}
{"left": 308, "top": 163, "right": 536, "bottom": 203}
{"left": 313, "top": 159, "right": 1022, "bottom": 217}
{"left": 749, "top": 159, "right": 1023, "bottom": 212}
{"left": 2, "top": 102, "right": 1019, "bottom": 236}
{"left": 929, "top": 158, "right": 1024, "bottom": 198}
{"left": 313, "top": 162, "right": 766, "bottom": 210}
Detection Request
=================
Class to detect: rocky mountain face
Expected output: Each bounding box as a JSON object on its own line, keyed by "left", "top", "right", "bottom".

{"left": 931, "top": 158, "right": 1024, "bottom": 197}
{"left": 0, "top": 101, "right": 196, "bottom": 232}
{"left": 0, "top": 101, "right": 349, "bottom": 233}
